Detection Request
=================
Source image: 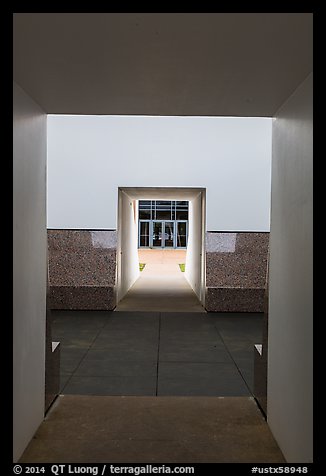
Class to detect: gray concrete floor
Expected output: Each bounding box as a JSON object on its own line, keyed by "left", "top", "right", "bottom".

{"left": 52, "top": 310, "right": 263, "bottom": 397}
{"left": 20, "top": 395, "right": 285, "bottom": 463}
{"left": 20, "top": 311, "right": 286, "bottom": 463}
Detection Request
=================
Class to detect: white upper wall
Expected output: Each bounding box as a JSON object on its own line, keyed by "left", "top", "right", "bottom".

{"left": 47, "top": 115, "right": 272, "bottom": 231}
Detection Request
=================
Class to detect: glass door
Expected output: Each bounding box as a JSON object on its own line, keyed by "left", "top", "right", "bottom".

{"left": 164, "top": 221, "right": 174, "bottom": 248}
{"left": 139, "top": 218, "right": 188, "bottom": 249}
{"left": 176, "top": 221, "right": 187, "bottom": 248}
{"left": 152, "top": 221, "right": 163, "bottom": 247}
{"left": 139, "top": 221, "right": 150, "bottom": 247}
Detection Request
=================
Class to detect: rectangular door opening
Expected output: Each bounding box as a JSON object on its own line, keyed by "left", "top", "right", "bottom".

{"left": 116, "top": 187, "right": 206, "bottom": 307}
{"left": 138, "top": 200, "right": 188, "bottom": 249}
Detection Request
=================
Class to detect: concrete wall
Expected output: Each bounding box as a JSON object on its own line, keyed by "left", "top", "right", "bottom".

{"left": 185, "top": 192, "right": 205, "bottom": 302}
{"left": 116, "top": 190, "right": 140, "bottom": 302}
{"left": 13, "top": 82, "right": 47, "bottom": 461}
{"left": 47, "top": 115, "right": 272, "bottom": 232}
{"left": 267, "top": 74, "right": 313, "bottom": 462}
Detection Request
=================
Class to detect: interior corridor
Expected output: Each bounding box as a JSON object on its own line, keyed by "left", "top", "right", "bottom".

{"left": 116, "top": 250, "right": 204, "bottom": 312}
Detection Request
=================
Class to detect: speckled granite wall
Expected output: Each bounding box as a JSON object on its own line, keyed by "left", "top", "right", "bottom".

{"left": 205, "top": 232, "right": 269, "bottom": 312}
{"left": 47, "top": 230, "right": 117, "bottom": 310}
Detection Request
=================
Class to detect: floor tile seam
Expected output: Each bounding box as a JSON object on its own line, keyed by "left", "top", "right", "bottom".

{"left": 100, "top": 318, "right": 124, "bottom": 331}
{"left": 215, "top": 337, "right": 257, "bottom": 348}
{"left": 213, "top": 327, "right": 254, "bottom": 396}
{"left": 59, "top": 349, "right": 93, "bottom": 392}
{"left": 59, "top": 373, "right": 75, "bottom": 394}
{"left": 63, "top": 319, "right": 113, "bottom": 387}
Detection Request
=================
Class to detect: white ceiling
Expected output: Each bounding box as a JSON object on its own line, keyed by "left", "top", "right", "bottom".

{"left": 13, "top": 13, "right": 313, "bottom": 117}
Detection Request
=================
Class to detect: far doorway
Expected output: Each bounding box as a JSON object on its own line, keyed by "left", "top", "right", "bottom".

{"left": 138, "top": 200, "right": 188, "bottom": 249}
{"left": 116, "top": 187, "right": 206, "bottom": 308}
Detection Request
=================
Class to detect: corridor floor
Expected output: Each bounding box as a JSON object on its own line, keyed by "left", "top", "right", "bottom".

{"left": 20, "top": 395, "right": 285, "bottom": 463}
{"left": 53, "top": 310, "right": 263, "bottom": 396}
{"left": 115, "top": 249, "right": 205, "bottom": 312}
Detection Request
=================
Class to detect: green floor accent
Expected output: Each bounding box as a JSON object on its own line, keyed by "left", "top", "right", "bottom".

{"left": 179, "top": 263, "right": 185, "bottom": 272}
{"left": 139, "top": 263, "right": 146, "bottom": 271}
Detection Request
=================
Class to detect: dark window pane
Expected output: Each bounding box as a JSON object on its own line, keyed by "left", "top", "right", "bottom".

{"left": 139, "top": 235, "right": 149, "bottom": 247}
{"left": 177, "top": 222, "right": 186, "bottom": 234}
{"left": 177, "top": 222, "right": 187, "bottom": 248}
{"left": 176, "top": 201, "right": 188, "bottom": 207}
{"left": 177, "top": 235, "right": 187, "bottom": 247}
{"left": 176, "top": 211, "right": 188, "bottom": 220}
{"left": 152, "top": 222, "right": 163, "bottom": 247}
{"left": 164, "top": 222, "right": 174, "bottom": 247}
{"left": 156, "top": 210, "right": 172, "bottom": 220}
{"left": 140, "top": 222, "right": 150, "bottom": 234}
{"left": 139, "top": 222, "right": 150, "bottom": 247}
{"left": 139, "top": 210, "right": 151, "bottom": 219}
